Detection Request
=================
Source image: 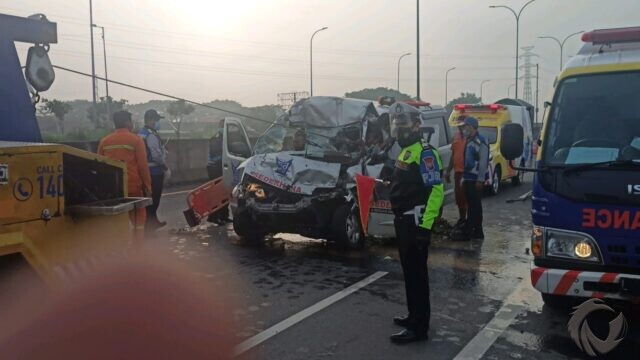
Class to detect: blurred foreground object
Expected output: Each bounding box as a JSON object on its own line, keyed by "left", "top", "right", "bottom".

{"left": 0, "top": 250, "right": 236, "bottom": 359}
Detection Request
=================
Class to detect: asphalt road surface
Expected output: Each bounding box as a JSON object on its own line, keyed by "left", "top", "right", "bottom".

{"left": 154, "top": 178, "right": 639, "bottom": 360}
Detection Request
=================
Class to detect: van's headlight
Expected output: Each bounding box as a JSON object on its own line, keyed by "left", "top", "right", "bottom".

{"left": 545, "top": 228, "right": 601, "bottom": 263}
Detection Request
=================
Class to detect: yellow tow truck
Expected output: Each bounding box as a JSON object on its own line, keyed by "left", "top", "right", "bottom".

{"left": 0, "top": 13, "right": 149, "bottom": 288}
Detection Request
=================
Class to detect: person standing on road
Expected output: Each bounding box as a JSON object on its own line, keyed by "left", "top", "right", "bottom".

{"left": 206, "top": 119, "right": 230, "bottom": 224}
{"left": 461, "top": 117, "right": 489, "bottom": 240}
{"left": 445, "top": 115, "right": 468, "bottom": 227}
{"left": 207, "top": 119, "right": 225, "bottom": 180}
{"left": 387, "top": 103, "right": 444, "bottom": 344}
{"left": 98, "top": 110, "right": 152, "bottom": 245}
{"left": 139, "top": 109, "right": 168, "bottom": 231}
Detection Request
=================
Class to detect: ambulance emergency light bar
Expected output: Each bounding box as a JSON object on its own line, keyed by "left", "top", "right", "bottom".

{"left": 454, "top": 104, "right": 505, "bottom": 114}
{"left": 404, "top": 100, "right": 431, "bottom": 108}
{"left": 377, "top": 96, "right": 431, "bottom": 108}
{"left": 582, "top": 26, "right": 640, "bottom": 45}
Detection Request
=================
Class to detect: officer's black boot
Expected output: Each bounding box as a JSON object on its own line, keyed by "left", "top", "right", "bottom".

{"left": 393, "top": 315, "right": 411, "bottom": 327}
{"left": 390, "top": 328, "right": 429, "bottom": 344}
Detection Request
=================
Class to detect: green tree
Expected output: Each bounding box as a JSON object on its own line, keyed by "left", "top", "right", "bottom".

{"left": 166, "top": 100, "right": 195, "bottom": 125}
{"left": 87, "top": 96, "right": 128, "bottom": 128}
{"left": 446, "top": 92, "right": 481, "bottom": 113}
{"left": 345, "top": 87, "right": 413, "bottom": 102}
{"left": 166, "top": 100, "right": 196, "bottom": 170}
{"left": 41, "top": 99, "right": 72, "bottom": 135}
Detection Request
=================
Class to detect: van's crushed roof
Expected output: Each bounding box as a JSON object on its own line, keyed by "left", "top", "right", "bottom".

{"left": 278, "top": 96, "right": 378, "bottom": 128}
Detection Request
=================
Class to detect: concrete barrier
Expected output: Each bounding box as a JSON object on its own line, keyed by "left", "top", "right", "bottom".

{"left": 62, "top": 138, "right": 211, "bottom": 186}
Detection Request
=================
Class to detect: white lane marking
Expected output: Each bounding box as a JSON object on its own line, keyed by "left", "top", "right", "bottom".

{"left": 233, "top": 271, "right": 388, "bottom": 357}
{"left": 162, "top": 189, "right": 191, "bottom": 197}
{"left": 453, "top": 278, "right": 539, "bottom": 360}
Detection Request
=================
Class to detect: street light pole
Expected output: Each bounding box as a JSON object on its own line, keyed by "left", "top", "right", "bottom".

{"left": 310, "top": 26, "right": 328, "bottom": 97}
{"left": 480, "top": 80, "right": 491, "bottom": 103}
{"left": 397, "top": 52, "right": 412, "bottom": 92}
{"left": 535, "top": 64, "right": 540, "bottom": 123}
{"left": 490, "top": 0, "right": 537, "bottom": 100}
{"left": 89, "top": 0, "right": 97, "bottom": 124}
{"left": 508, "top": 83, "right": 516, "bottom": 98}
{"left": 445, "top": 67, "right": 456, "bottom": 106}
{"left": 93, "top": 24, "right": 111, "bottom": 122}
{"left": 416, "top": 0, "right": 421, "bottom": 100}
{"left": 539, "top": 31, "right": 584, "bottom": 71}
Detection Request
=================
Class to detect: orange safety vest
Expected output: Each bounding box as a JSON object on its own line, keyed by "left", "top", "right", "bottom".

{"left": 98, "top": 128, "right": 152, "bottom": 195}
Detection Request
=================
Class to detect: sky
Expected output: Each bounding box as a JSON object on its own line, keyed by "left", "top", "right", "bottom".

{"left": 4, "top": 0, "right": 640, "bottom": 107}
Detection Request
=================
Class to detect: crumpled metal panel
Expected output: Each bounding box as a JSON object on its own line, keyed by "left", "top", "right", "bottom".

{"left": 279, "top": 96, "right": 378, "bottom": 128}
{"left": 242, "top": 153, "right": 340, "bottom": 195}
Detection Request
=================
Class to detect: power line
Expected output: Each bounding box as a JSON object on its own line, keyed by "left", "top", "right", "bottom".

{"left": 52, "top": 65, "right": 274, "bottom": 125}
{"left": 2, "top": 6, "right": 515, "bottom": 60}
{"left": 54, "top": 50, "right": 521, "bottom": 83}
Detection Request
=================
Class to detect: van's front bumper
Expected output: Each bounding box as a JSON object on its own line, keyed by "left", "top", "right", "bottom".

{"left": 531, "top": 263, "right": 640, "bottom": 300}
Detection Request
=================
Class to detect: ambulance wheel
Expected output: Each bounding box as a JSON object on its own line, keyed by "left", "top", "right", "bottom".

{"left": 331, "top": 205, "right": 365, "bottom": 250}
{"left": 488, "top": 167, "right": 501, "bottom": 196}
{"left": 512, "top": 170, "right": 524, "bottom": 186}
{"left": 233, "top": 210, "right": 265, "bottom": 244}
{"left": 541, "top": 294, "right": 572, "bottom": 309}
{"left": 512, "top": 160, "right": 525, "bottom": 186}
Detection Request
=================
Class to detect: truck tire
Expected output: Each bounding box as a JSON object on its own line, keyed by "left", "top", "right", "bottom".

{"left": 232, "top": 209, "right": 265, "bottom": 244}
{"left": 487, "top": 166, "right": 501, "bottom": 196}
{"left": 541, "top": 293, "right": 573, "bottom": 309}
{"left": 331, "top": 205, "right": 365, "bottom": 250}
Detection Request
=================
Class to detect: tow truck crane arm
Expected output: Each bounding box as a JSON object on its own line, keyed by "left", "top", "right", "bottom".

{"left": 0, "top": 13, "right": 57, "bottom": 142}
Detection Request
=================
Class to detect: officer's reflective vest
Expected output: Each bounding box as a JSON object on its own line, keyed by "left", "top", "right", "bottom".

{"left": 396, "top": 141, "right": 445, "bottom": 230}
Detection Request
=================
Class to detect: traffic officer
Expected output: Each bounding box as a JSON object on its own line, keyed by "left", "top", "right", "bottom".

{"left": 461, "top": 117, "right": 489, "bottom": 240}
{"left": 387, "top": 102, "right": 444, "bottom": 344}
{"left": 98, "top": 110, "right": 152, "bottom": 245}
{"left": 139, "top": 109, "right": 168, "bottom": 230}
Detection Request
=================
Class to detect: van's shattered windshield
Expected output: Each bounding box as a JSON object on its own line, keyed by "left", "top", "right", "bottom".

{"left": 543, "top": 71, "right": 640, "bottom": 165}
{"left": 253, "top": 124, "right": 363, "bottom": 161}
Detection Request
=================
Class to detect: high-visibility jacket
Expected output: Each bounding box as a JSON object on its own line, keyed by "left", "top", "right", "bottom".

{"left": 389, "top": 140, "right": 444, "bottom": 230}
{"left": 138, "top": 126, "right": 167, "bottom": 175}
{"left": 98, "top": 128, "right": 152, "bottom": 194}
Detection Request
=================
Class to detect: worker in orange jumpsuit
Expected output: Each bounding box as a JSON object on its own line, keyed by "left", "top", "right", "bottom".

{"left": 98, "top": 110, "right": 152, "bottom": 246}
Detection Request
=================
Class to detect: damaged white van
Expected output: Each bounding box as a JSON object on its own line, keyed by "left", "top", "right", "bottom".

{"left": 222, "top": 96, "right": 452, "bottom": 249}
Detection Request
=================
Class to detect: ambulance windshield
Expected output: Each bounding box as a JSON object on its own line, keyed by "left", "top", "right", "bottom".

{"left": 253, "top": 124, "right": 363, "bottom": 161}
{"left": 542, "top": 71, "right": 640, "bottom": 166}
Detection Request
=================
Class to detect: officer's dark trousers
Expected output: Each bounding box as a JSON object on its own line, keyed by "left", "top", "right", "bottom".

{"left": 147, "top": 173, "right": 164, "bottom": 223}
{"left": 394, "top": 215, "right": 430, "bottom": 332}
{"left": 463, "top": 181, "right": 483, "bottom": 235}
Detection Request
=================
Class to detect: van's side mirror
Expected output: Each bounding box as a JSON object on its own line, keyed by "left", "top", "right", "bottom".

{"left": 500, "top": 123, "right": 524, "bottom": 161}
{"left": 229, "top": 141, "right": 251, "bottom": 158}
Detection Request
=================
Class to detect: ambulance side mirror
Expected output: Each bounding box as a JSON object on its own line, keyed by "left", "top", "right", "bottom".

{"left": 500, "top": 123, "right": 524, "bottom": 161}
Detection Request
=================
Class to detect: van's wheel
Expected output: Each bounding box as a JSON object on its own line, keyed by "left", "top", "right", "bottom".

{"left": 331, "top": 205, "right": 365, "bottom": 250}
{"left": 488, "top": 167, "right": 501, "bottom": 196}
{"left": 233, "top": 209, "right": 265, "bottom": 244}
